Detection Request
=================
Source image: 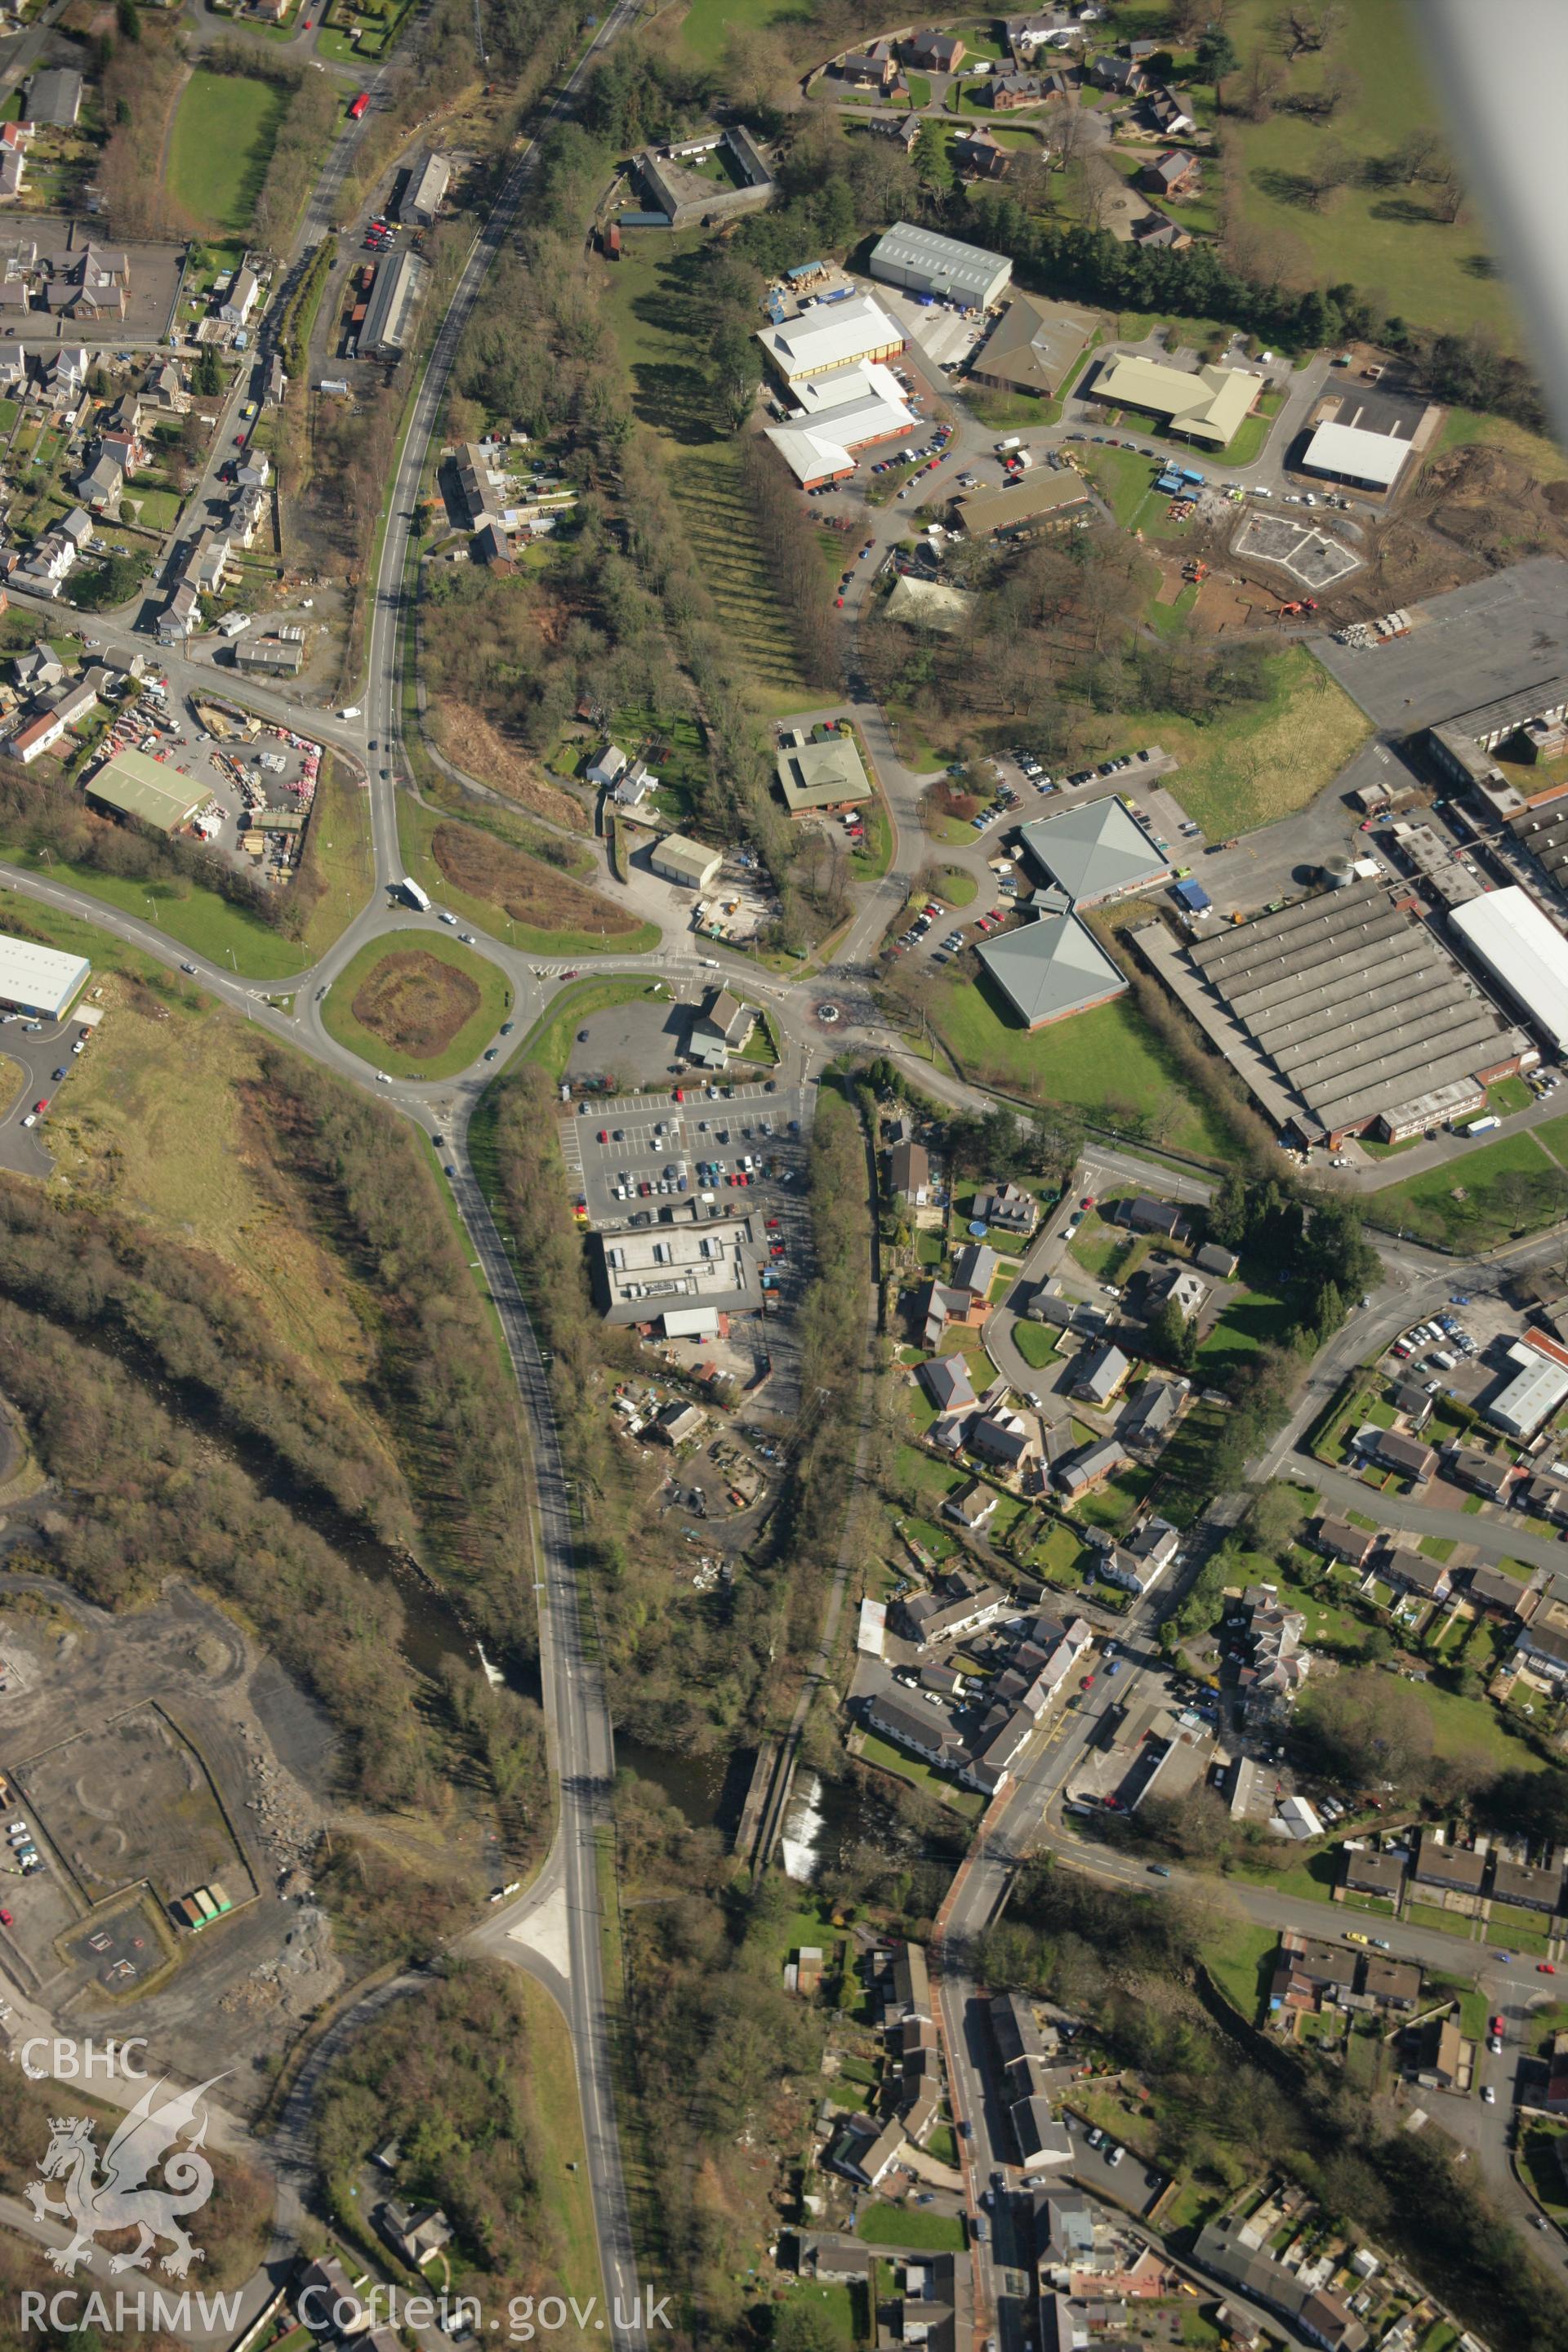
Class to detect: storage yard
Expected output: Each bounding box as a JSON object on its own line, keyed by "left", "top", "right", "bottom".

{"left": 85, "top": 691, "right": 326, "bottom": 884}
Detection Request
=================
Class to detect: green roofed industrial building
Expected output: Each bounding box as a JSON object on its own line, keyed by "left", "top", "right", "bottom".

{"left": 775, "top": 732, "right": 873, "bottom": 817}
{"left": 86, "top": 748, "right": 205, "bottom": 834}
{"left": 1019, "top": 797, "right": 1172, "bottom": 907}
{"left": 976, "top": 908, "right": 1128, "bottom": 1030}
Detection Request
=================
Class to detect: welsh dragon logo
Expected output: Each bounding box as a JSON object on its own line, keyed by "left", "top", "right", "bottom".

{"left": 24, "top": 2074, "right": 225, "bottom": 2277}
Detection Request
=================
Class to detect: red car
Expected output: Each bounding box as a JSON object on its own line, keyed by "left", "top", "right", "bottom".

{"left": 597, "top": 1129, "right": 608, "bottom": 1143}
{"left": 1491, "top": 2015, "right": 1506, "bottom": 2035}
{"left": 674, "top": 1087, "right": 684, "bottom": 1102}
{"left": 766, "top": 1218, "right": 781, "bottom": 1230}
{"left": 0, "top": 1909, "right": 11, "bottom": 1927}
{"left": 1081, "top": 1194, "right": 1096, "bottom": 1209}
{"left": 33, "top": 1098, "right": 47, "bottom": 1115}
{"left": 1540, "top": 1962, "right": 1557, "bottom": 1975}
{"left": 1079, "top": 1673, "right": 1095, "bottom": 1689}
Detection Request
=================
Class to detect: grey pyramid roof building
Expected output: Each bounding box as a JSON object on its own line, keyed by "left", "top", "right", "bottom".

{"left": 1019, "top": 798, "right": 1171, "bottom": 907}
{"left": 977, "top": 909, "right": 1128, "bottom": 1030}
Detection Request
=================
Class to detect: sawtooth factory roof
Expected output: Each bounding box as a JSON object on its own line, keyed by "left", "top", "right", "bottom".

{"left": 1186, "top": 880, "right": 1527, "bottom": 1142}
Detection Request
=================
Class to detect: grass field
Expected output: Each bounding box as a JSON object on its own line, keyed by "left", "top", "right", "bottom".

{"left": 858, "top": 1731, "right": 984, "bottom": 1817}
{"left": 297, "top": 758, "right": 374, "bottom": 959}
{"left": 1218, "top": 0, "right": 1521, "bottom": 346}
{"left": 1009, "top": 1319, "right": 1058, "bottom": 1371}
{"left": 929, "top": 969, "right": 1230, "bottom": 1160}
{"left": 1078, "top": 648, "right": 1371, "bottom": 839}
{"left": 598, "top": 231, "right": 827, "bottom": 708}
{"left": 46, "top": 975, "right": 381, "bottom": 1385}
{"left": 322, "top": 933, "right": 512, "bottom": 1079}
{"left": 1365, "top": 1129, "right": 1568, "bottom": 1250}
{"left": 1200, "top": 1920, "right": 1277, "bottom": 2021}
{"left": 674, "top": 0, "right": 804, "bottom": 65}
{"left": 1197, "top": 1278, "right": 1294, "bottom": 1377}
{"left": 167, "top": 70, "right": 287, "bottom": 234}
{"left": 0, "top": 838, "right": 305, "bottom": 980}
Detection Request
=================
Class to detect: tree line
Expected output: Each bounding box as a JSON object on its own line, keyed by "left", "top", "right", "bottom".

{"left": 252, "top": 1051, "right": 536, "bottom": 1649}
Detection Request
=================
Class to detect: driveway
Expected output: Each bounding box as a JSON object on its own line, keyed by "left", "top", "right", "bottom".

{"left": 0, "top": 1004, "right": 91, "bottom": 1177}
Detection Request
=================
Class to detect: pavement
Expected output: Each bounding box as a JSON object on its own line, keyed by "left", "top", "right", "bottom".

{"left": 0, "top": 1002, "right": 82, "bottom": 1177}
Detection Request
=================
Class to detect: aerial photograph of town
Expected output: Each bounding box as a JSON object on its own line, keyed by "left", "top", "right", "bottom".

{"left": 3, "top": 0, "right": 1568, "bottom": 2350}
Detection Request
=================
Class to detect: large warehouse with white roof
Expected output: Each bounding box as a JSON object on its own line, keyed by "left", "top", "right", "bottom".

{"left": 1299, "top": 420, "right": 1415, "bottom": 492}
{"left": 869, "top": 222, "right": 1013, "bottom": 310}
{"left": 755, "top": 294, "right": 904, "bottom": 384}
{"left": 0, "top": 930, "right": 89, "bottom": 1020}
{"left": 1450, "top": 885, "right": 1568, "bottom": 1055}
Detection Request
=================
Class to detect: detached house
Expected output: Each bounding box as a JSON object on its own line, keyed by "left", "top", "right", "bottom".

{"left": 889, "top": 1139, "right": 931, "bottom": 1207}
{"left": 840, "top": 41, "right": 901, "bottom": 90}
{"left": 1073, "top": 1340, "right": 1129, "bottom": 1407}
{"left": 1053, "top": 1438, "right": 1127, "bottom": 1500}
{"left": 1140, "top": 149, "right": 1200, "bottom": 198}
{"left": 906, "top": 28, "right": 964, "bottom": 69}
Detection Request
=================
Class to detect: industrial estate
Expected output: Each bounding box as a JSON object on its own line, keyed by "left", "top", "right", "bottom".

{"left": 4, "top": 10, "right": 1568, "bottom": 2352}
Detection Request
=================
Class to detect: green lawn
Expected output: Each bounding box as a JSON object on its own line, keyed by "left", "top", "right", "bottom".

{"left": 321, "top": 933, "right": 513, "bottom": 1079}
{"left": 857, "top": 2203, "right": 967, "bottom": 2251}
{"left": 858, "top": 1731, "right": 984, "bottom": 1817}
{"left": 297, "top": 757, "right": 374, "bottom": 959}
{"left": 1419, "top": 1681, "right": 1550, "bottom": 1772}
{"left": 1222, "top": 0, "right": 1522, "bottom": 346}
{"left": 1365, "top": 1129, "right": 1568, "bottom": 1250}
{"left": 771, "top": 2283, "right": 862, "bottom": 2351}
{"left": 124, "top": 484, "right": 184, "bottom": 532}
{"left": 1488, "top": 1075, "right": 1535, "bottom": 1116}
{"left": 675, "top": 0, "right": 800, "bottom": 64}
{"left": 931, "top": 865, "right": 976, "bottom": 908}
{"left": 1405, "top": 1901, "right": 1475, "bottom": 1940}
{"left": 1197, "top": 1279, "right": 1294, "bottom": 1376}
{"left": 0, "top": 840, "right": 304, "bottom": 980}
{"left": 1526, "top": 1111, "right": 1568, "bottom": 1165}
{"left": 510, "top": 1972, "right": 604, "bottom": 2309}
{"left": 929, "top": 969, "right": 1230, "bottom": 1160}
{"left": 1200, "top": 1920, "right": 1276, "bottom": 2021}
{"left": 1009, "top": 1319, "right": 1058, "bottom": 1371}
{"left": 167, "top": 69, "right": 287, "bottom": 234}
